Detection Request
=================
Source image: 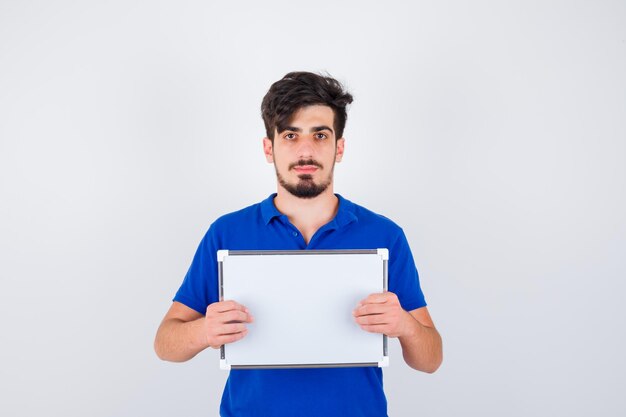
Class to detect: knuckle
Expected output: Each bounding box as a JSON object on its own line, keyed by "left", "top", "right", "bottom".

{"left": 235, "top": 311, "right": 248, "bottom": 322}
{"left": 227, "top": 323, "right": 246, "bottom": 334}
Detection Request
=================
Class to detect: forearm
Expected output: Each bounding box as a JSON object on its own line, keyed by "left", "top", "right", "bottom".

{"left": 398, "top": 315, "right": 443, "bottom": 373}
{"left": 154, "top": 317, "right": 209, "bottom": 362}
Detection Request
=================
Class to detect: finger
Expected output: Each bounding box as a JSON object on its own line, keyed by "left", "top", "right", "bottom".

{"left": 217, "top": 322, "right": 248, "bottom": 336}
{"left": 212, "top": 329, "right": 249, "bottom": 347}
{"left": 358, "top": 292, "right": 394, "bottom": 306}
{"left": 353, "top": 303, "right": 389, "bottom": 317}
{"left": 209, "top": 300, "right": 249, "bottom": 314}
{"left": 354, "top": 313, "right": 390, "bottom": 326}
{"left": 358, "top": 324, "right": 388, "bottom": 334}
{"left": 220, "top": 310, "right": 253, "bottom": 324}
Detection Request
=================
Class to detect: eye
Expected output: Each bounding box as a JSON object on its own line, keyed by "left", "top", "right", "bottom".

{"left": 284, "top": 133, "right": 297, "bottom": 140}
{"left": 315, "top": 133, "right": 328, "bottom": 140}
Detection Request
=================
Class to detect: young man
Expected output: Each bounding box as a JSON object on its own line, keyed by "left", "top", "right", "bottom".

{"left": 154, "top": 72, "right": 443, "bottom": 416}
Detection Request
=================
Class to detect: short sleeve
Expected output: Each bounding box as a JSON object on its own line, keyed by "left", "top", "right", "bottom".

{"left": 388, "top": 229, "right": 427, "bottom": 311}
{"left": 173, "top": 224, "right": 221, "bottom": 315}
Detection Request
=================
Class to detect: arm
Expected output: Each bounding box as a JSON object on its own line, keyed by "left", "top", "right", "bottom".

{"left": 353, "top": 292, "right": 442, "bottom": 373}
{"left": 154, "top": 300, "right": 253, "bottom": 362}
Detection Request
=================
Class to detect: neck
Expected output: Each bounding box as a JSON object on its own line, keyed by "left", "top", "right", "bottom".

{"left": 273, "top": 186, "right": 339, "bottom": 244}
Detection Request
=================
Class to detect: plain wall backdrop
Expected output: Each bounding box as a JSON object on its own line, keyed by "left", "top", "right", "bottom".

{"left": 1, "top": 1, "right": 625, "bottom": 416}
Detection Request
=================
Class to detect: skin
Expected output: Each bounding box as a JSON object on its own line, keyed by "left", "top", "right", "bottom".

{"left": 154, "top": 104, "right": 442, "bottom": 373}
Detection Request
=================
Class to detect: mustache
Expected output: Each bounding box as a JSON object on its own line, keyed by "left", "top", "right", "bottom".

{"left": 288, "top": 159, "right": 323, "bottom": 170}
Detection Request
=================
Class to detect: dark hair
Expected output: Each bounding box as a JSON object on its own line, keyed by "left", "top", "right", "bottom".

{"left": 261, "top": 71, "right": 353, "bottom": 141}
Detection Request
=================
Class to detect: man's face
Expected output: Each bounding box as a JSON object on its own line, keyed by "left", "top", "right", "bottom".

{"left": 263, "top": 105, "right": 345, "bottom": 199}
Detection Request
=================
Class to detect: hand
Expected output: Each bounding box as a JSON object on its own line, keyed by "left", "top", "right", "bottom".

{"left": 352, "top": 292, "right": 415, "bottom": 338}
{"left": 203, "top": 300, "right": 254, "bottom": 349}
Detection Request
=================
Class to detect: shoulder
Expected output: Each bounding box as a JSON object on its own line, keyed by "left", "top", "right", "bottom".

{"left": 339, "top": 195, "right": 405, "bottom": 238}
{"left": 214, "top": 202, "right": 262, "bottom": 224}
{"left": 209, "top": 200, "right": 264, "bottom": 234}
{"left": 343, "top": 196, "right": 402, "bottom": 228}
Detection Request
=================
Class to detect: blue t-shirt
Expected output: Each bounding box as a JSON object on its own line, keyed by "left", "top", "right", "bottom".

{"left": 174, "top": 194, "right": 426, "bottom": 417}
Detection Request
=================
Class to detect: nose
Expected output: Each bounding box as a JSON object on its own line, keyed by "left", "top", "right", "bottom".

{"left": 296, "top": 136, "right": 315, "bottom": 159}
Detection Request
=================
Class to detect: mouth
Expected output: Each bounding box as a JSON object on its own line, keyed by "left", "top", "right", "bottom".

{"left": 289, "top": 159, "right": 323, "bottom": 174}
{"left": 292, "top": 165, "right": 319, "bottom": 174}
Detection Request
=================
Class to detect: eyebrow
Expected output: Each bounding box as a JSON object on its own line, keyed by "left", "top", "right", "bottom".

{"left": 281, "top": 125, "right": 334, "bottom": 134}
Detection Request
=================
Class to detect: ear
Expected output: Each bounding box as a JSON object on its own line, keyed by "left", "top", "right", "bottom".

{"left": 263, "top": 137, "right": 274, "bottom": 163}
{"left": 335, "top": 137, "right": 345, "bottom": 162}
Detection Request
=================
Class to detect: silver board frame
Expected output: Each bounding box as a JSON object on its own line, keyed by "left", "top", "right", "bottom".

{"left": 217, "top": 249, "right": 389, "bottom": 370}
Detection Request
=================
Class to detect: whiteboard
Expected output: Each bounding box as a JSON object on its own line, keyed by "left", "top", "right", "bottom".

{"left": 217, "top": 249, "right": 389, "bottom": 369}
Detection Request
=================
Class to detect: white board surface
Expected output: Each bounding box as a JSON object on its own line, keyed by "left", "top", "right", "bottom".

{"left": 218, "top": 250, "right": 388, "bottom": 369}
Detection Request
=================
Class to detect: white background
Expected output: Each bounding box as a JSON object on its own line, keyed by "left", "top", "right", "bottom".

{"left": 1, "top": 1, "right": 624, "bottom": 416}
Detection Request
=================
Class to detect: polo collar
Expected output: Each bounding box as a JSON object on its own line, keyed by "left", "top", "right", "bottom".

{"left": 260, "top": 193, "right": 358, "bottom": 229}
{"left": 260, "top": 193, "right": 284, "bottom": 225}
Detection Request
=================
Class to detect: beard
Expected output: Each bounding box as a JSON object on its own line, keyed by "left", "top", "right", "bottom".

{"left": 276, "top": 159, "right": 333, "bottom": 199}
